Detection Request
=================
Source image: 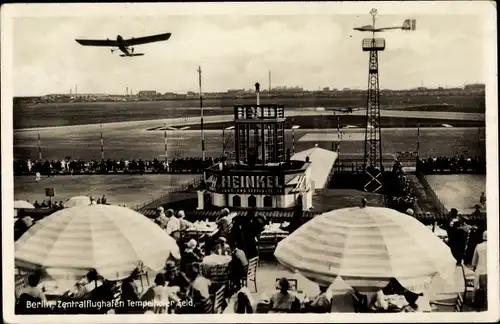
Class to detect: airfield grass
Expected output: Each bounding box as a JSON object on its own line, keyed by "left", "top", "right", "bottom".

{"left": 14, "top": 96, "right": 484, "bottom": 129}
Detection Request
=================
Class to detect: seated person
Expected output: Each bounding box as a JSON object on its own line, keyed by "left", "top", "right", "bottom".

{"left": 14, "top": 216, "right": 34, "bottom": 241}
{"left": 371, "top": 279, "right": 405, "bottom": 311}
{"left": 230, "top": 244, "right": 249, "bottom": 292}
{"left": 141, "top": 273, "right": 180, "bottom": 314}
{"left": 269, "top": 278, "right": 301, "bottom": 313}
{"left": 19, "top": 273, "right": 47, "bottom": 301}
{"left": 177, "top": 210, "right": 193, "bottom": 232}
{"left": 309, "top": 285, "right": 332, "bottom": 313}
{"left": 16, "top": 273, "right": 47, "bottom": 314}
{"left": 188, "top": 263, "right": 212, "bottom": 313}
{"left": 212, "top": 237, "right": 231, "bottom": 256}
{"left": 69, "top": 269, "right": 99, "bottom": 300}
{"left": 117, "top": 268, "right": 142, "bottom": 314}
{"left": 164, "top": 261, "right": 191, "bottom": 296}
{"left": 85, "top": 280, "right": 116, "bottom": 314}
{"left": 181, "top": 239, "right": 202, "bottom": 274}
{"left": 401, "top": 290, "right": 430, "bottom": 313}
{"left": 225, "top": 287, "right": 255, "bottom": 314}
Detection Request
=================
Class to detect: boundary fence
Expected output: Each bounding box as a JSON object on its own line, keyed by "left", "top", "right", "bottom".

{"left": 415, "top": 171, "right": 449, "bottom": 215}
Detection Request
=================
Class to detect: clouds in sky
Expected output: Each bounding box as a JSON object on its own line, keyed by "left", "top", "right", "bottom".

{"left": 10, "top": 8, "right": 489, "bottom": 96}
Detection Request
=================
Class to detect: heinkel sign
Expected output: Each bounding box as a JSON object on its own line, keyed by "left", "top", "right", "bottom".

{"left": 218, "top": 174, "right": 284, "bottom": 194}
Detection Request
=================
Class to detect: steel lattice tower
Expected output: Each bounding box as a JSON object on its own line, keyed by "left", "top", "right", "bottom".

{"left": 364, "top": 42, "right": 383, "bottom": 192}
{"left": 354, "top": 9, "right": 416, "bottom": 193}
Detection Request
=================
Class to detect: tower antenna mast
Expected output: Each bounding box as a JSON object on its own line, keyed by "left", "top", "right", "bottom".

{"left": 353, "top": 9, "right": 416, "bottom": 193}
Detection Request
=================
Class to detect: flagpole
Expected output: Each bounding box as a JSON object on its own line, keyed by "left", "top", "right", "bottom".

{"left": 37, "top": 128, "right": 42, "bottom": 160}
{"left": 222, "top": 123, "right": 225, "bottom": 157}
{"left": 164, "top": 123, "right": 168, "bottom": 161}
{"left": 337, "top": 116, "right": 341, "bottom": 157}
{"left": 198, "top": 66, "right": 205, "bottom": 161}
{"left": 416, "top": 123, "right": 420, "bottom": 158}
{"left": 100, "top": 123, "right": 104, "bottom": 160}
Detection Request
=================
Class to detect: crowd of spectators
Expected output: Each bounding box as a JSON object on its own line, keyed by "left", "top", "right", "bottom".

{"left": 416, "top": 155, "right": 485, "bottom": 174}
{"left": 14, "top": 195, "right": 109, "bottom": 241}
{"left": 13, "top": 157, "right": 227, "bottom": 176}
{"left": 385, "top": 161, "right": 416, "bottom": 212}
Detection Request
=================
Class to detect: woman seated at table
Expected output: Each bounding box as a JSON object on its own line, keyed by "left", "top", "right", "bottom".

{"left": 269, "top": 278, "right": 301, "bottom": 313}
{"left": 141, "top": 273, "right": 181, "bottom": 314}
{"left": 212, "top": 237, "right": 231, "bottom": 256}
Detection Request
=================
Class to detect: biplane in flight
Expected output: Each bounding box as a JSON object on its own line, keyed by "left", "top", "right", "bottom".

{"left": 353, "top": 19, "right": 416, "bottom": 32}
{"left": 75, "top": 33, "right": 171, "bottom": 57}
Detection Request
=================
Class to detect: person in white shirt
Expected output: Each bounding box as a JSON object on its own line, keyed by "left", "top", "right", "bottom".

{"left": 166, "top": 210, "right": 181, "bottom": 240}
{"left": 471, "top": 231, "right": 487, "bottom": 309}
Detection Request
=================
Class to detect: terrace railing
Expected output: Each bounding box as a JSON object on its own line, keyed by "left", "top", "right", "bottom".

{"left": 133, "top": 176, "right": 202, "bottom": 211}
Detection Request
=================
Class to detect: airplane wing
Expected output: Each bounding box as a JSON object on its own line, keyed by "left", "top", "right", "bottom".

{"left": 75, "top": 39, "right": 119, "bottom": 47}
{"left": 125, "top": 33, "right": 172, "bottom": 46}
{"left": 179, "top": 126, "right": 191, "bottom": 130}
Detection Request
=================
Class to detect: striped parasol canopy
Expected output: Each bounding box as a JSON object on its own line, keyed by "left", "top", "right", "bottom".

{"left": 274, "top": 206, "right": 456, "bottom": 293}
{"left": 64, "top": 196, "right": 91, "bottom": 208}
{"left": 14, "top": 200, "right": 35, "bottom": 209}
{"left": 15, "top": 205, "right": 179, "bottom": 281}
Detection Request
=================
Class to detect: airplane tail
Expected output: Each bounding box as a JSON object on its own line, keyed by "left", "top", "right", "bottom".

{"left": 120, "top": 53, "right": 144, "bottom": 57}
{"left": 402, "top": 19, "right": 416, "bottom": 31}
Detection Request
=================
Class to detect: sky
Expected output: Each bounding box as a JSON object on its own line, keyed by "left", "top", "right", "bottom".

{"left": 8, "top": 5, "right": 492, "bottom": 96}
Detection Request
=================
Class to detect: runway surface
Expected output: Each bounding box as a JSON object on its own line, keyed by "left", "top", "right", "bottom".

{"left": 14, "top": 109, "right": 484, "bottom": 132}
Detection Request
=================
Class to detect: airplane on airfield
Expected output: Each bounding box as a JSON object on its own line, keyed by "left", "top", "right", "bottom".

{"left": 165, "top": 126, "right": 191, "bottom": 131}
{"left": 75, "top": 33, "right": 171, "bottom": 57}
{"left": 353, "top": 19, "right": 416, "bottom": 32}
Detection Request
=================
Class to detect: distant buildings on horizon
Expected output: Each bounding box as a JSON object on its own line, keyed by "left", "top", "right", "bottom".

{"left": 15, "top": 83, "right": 485, "bottom": 103}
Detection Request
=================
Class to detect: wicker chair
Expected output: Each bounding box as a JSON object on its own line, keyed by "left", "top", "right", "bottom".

{"left": 241, "top": 257, "right": 259, "bottom": 293}
{"left": 430, "top": 292, "right": 464, "bottom": 312}
{"left": 352, "top": 291, "right": 370, "bottom": 313}
{"left": 213, "top": 284, "right": 227, "bottom": 314}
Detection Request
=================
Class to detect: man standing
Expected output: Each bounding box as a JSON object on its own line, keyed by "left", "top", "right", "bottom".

{"left": 471, "top": 231, "right": 487, "bottom": 311}
{"left": 446, "top": 209, "right": 471, "bottom": 265}
{"left": 230, "top": 244, "right": 249, "bottom": 293}
{"left": 166, "top": 210, "right": 181, "bottom": 241}
{"left": 231, "top": 208, "right": 264, "bottom": 259}
{"left": 479, "top": 192, "right": 486, "bottom": 207}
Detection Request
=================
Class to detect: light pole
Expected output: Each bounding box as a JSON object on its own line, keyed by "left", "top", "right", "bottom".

{"left": 291, "top": 125, "right": 300, "bottom": 155}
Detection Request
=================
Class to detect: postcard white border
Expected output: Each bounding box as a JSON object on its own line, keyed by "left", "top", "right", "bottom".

{"left": 2, "top": 1, "right": 498, "bottom": 323}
